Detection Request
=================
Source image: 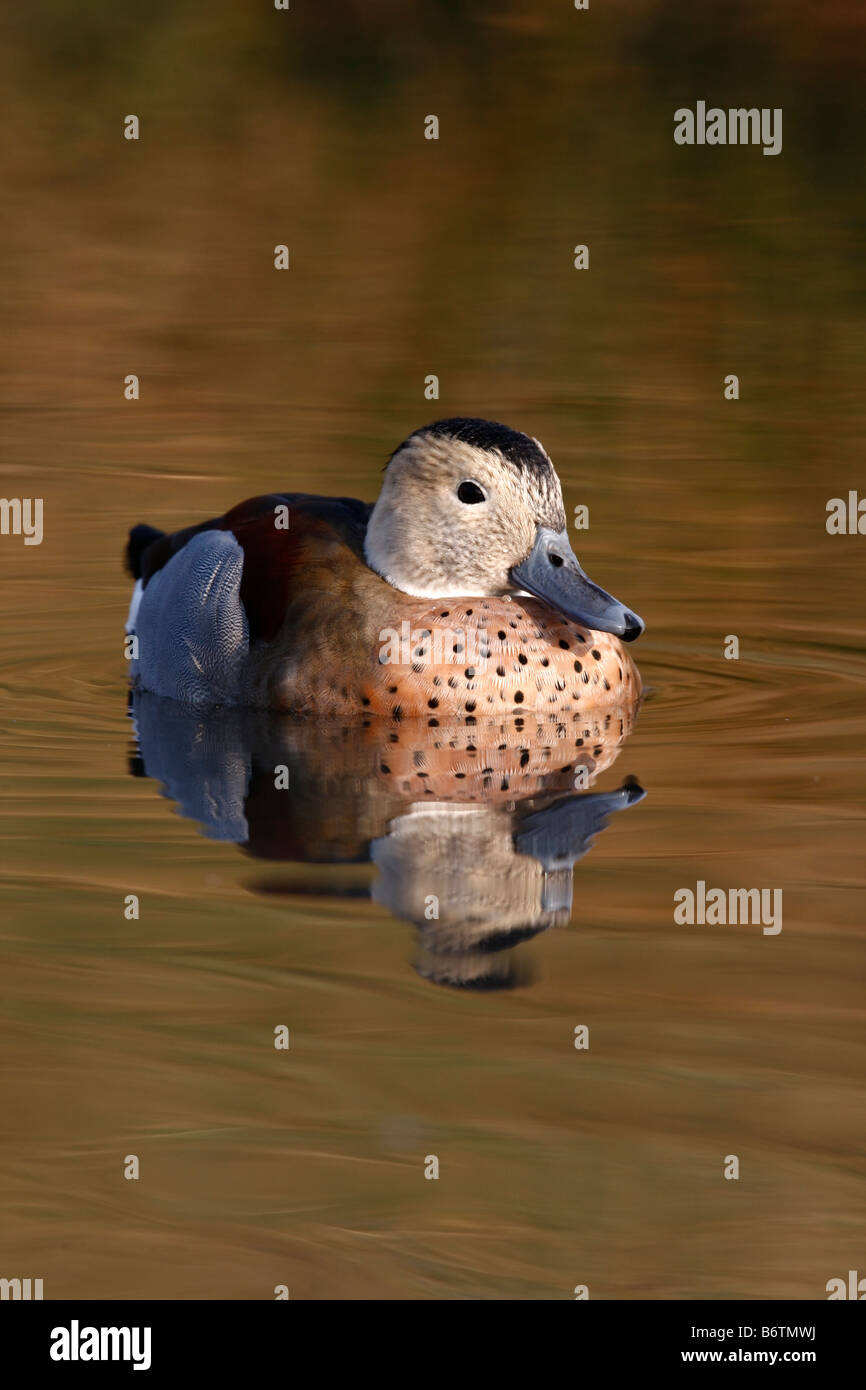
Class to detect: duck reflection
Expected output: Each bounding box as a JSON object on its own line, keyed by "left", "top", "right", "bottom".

{"left": 129, "top": 692, "right": 645, "bottom": 988}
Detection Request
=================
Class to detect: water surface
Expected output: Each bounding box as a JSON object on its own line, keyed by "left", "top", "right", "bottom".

{"left": 1, "top": 4, "right": 864, "bottom": 1299}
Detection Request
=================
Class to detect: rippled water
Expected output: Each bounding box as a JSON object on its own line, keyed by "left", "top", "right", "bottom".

{"left": 1, "top": 4, "right": 865, "bottom": 1299}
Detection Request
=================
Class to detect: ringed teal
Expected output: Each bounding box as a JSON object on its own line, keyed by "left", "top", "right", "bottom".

{"left": 124, "top": 418, "right": 645, "bottom": 716}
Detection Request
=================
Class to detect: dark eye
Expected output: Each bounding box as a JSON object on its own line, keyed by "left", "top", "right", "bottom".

{"left": 457, "top": 480, "right": 486, "bottom": 504}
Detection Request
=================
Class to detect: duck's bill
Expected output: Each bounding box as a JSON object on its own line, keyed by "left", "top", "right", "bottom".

{"left": 510, "top": 527, "right": 645, "bottom": 642}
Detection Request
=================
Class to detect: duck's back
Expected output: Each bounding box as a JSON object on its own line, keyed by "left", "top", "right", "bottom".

{"left": 126, "top": 493, "right": 384, "bottom": 710}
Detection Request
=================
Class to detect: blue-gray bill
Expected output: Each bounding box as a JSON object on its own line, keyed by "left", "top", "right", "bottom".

{"left": 510, "top": 527, "right": 644, "bottom": 641}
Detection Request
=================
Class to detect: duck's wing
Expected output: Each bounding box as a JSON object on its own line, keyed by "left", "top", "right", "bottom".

{"left": 127, "top": 493, "right": 373, "bottom": 643}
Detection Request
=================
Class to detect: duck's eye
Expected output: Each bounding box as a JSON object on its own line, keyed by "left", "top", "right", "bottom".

{"left": 457, "top": 480, "right": 486, "bottom": 505}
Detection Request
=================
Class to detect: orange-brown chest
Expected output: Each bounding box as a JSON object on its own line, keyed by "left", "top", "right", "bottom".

{"left": 294, "top": 596, "right": 641, "bottom": 719}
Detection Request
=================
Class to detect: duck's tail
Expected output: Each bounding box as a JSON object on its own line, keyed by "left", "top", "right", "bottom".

{"left": 125, "top": 523, "right": 165, "bottom": 580}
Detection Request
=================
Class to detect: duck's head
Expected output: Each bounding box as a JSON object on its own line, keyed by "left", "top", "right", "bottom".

{"left": 364, "top": 418, "right": 644, "bottom": 641}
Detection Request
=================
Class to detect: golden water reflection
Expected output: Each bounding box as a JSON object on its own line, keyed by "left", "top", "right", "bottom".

{"left": 0, "top": 1, "right": 864, "bottom": 1300}
{"left": 131, "top": 694, "right": 645, "bottom": 989}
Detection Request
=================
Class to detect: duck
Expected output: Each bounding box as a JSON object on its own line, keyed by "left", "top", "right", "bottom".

{"left": 124, "top": 417, "right": 645, "bottom": 716}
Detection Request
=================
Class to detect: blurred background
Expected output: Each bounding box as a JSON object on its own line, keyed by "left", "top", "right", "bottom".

{"left": 0, "top": 1, "right": 864, "bottom": 1298}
